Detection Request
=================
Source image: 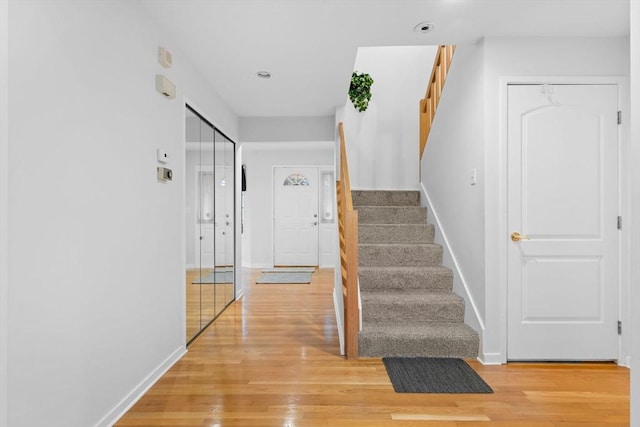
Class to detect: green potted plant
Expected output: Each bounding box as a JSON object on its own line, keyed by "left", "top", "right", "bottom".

{"left": 349, "top": 71, "right": 374, "bottom": 112}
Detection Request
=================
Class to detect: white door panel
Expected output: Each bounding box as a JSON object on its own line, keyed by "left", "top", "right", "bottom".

{"left": 507, "top": 84, "right": 618, "bottom": 360}
{"left": 274, "top": 167, "right": 319, "bottom": 266}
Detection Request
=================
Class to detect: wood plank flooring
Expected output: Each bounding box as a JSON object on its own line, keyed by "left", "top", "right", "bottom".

{"left": 117, "top": 268, "right": 630, "bottom": 426}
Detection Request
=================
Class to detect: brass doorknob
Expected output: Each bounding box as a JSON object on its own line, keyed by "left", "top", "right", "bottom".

{"left": 511, "top": 231, "right": 530, "bottom": 242}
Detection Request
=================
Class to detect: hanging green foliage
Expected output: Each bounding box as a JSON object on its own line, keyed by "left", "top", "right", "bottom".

{"left": 349, "top": 71, "right": 374, "bottom": 112}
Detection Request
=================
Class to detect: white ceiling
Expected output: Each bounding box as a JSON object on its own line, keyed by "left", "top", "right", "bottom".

{"left": 140, "top": 0, "right": 629, "bottom": 118}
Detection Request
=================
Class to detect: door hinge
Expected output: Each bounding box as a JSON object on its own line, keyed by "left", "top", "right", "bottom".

{"left": 618, "top": 110, "right": 622, "bottom": 125}
{"left": 618, "top": 320, "right": 622, "bottom": 335}
{"left": 617, "top": 216, "right": 622, "bottom": 230}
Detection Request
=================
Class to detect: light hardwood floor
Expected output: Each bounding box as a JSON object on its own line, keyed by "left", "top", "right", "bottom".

{"left": 186, "top": 268, "right": 234, "bottom": 343}
{"left": 117, "top": 268, "right": 630, "bottom": 426}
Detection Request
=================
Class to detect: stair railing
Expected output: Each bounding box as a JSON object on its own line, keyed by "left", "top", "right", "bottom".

{"left": 419, "top": 45, "right": 456, "bottom": 159}
{"left": 337, "top": 122, "right": 359, "bottom": 359}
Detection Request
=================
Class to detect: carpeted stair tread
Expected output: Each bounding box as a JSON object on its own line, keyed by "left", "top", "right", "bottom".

{"left": 359, "top": 223, "right": 434, "bottom": 244}
{"left": 352, "top": 190, "right": 420, "bottom": 207}
{"left": 359, "top": 243, "right": 443, "bottom": 267}
{"left": 358, "top": 323, "right": 479, "bottom": 358}
{"left": 358, "top": 266, "right": 453, "bottom": 292}
{"left": 357, "top": 206, "right": 427, "bottom": 224}
{"left": 361, "top": 292, "right": 465, "bottom": 324}
{"left": 353, "top": 189, "right": 479, "bottom": 359}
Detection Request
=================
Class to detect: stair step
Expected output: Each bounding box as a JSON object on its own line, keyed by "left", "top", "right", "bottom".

{"left": 359, "top": 243, "right": 442, "bottom": 267}
{"left": 357, "top": 206, "right": 427, "bottom": 224}
{"left": 361, "top": 292, "right": 465, "bottom": 324}
{"left": 353, "top": 189, "right": 478, "bottom": 360}
{"left": 352, "top": 190, "right": 420, "bottom": 207}
{"left": 358, "top": 323, "right": 479, "bottom": 358}
{"left": 359, "top": 266, "right": 453, "bottom": 293}
{"left": 359, "top": 224, "right": 434, "bottom": 244}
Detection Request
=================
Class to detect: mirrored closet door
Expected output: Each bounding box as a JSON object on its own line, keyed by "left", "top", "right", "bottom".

{"left": 185, "top": 105, "right": 235, "bottom": 344}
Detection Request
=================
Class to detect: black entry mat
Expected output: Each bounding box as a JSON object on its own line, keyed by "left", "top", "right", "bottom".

{"left": 382, "top": 357, "right": 493, "bottom": 393}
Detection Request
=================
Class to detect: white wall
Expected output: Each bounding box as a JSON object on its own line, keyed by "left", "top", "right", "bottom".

{"left": 240, "top": 116, "right": 335, "bottom": 142}
{"left": 6, "top": 1, "right": 238, "bottom": 426}
{"left": 420, "top": 41, "right": 486, "bottom": 339}
{"left": 0, "top": 0, "right": 8, "bottom": 425}
{"left": 241, "top": 142, "right": 334, "bottom": 267}
{"left": 629, "top": 2, "right": 640, "bottom": 425}
{"left": 339, "top": 46, "right": 437, "bottom": 190}
{"left": 482, "top": 36, "right": 630, "bottom": 363}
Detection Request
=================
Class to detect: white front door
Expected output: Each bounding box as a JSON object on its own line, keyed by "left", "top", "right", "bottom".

{"left": 507, "top": 84, "right": 619, "bottom": 360}
{"left": 274, "top": 167, "right": 319, "bottom": 266}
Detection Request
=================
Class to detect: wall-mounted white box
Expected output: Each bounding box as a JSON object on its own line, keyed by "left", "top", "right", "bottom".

{"left": 155, "top": 74, "right": 175, "bottom": 99}
{"left": 158, "top": 47, "right": 172, "bottom": 68}
{"left": 157, "top": 149, "right": 168, "bottom": 163}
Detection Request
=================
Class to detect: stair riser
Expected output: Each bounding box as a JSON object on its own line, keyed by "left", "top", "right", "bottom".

{"left": 362, "top": 302, "right": 464, "bottom": 324}
{"left": 352, "top": 190, "right": 420, "bottom": 207}
{"left": 357, "top": 207, "right": 427, "bottom": 224}
{"left": 358, "top": 335, "right": 479, "bottom": 358}
{"left": 359, "top": 269, "right": 453, "bottom": 292}
{"left": 359, "top": 224, "right": 434, "bottom": 244}
{"left": 359, "top": 245, "right": 442, "bottom": 267}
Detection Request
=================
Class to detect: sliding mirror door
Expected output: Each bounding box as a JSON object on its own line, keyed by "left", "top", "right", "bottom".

{"left": 199, "top": 119, "right": 216, "bottom": 331}
{"left": 185, "top": 105, "right": 235, "bottom": 344}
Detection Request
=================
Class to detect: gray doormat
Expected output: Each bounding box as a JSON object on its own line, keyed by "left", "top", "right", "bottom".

{"left": 261, "top": 267, "right": 316, "bottom": 273}
{"left": 256, "top": 272, "right": 312, "bottom": 284}
{"left": 192, "top": 271, "right": 234, "bottom": 284}
{"left": 382, "top": 357, "right": 493, "bottom": 394}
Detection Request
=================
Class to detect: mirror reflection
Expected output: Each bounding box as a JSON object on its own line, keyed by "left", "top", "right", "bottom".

{"left": 185, "top": 105, "right": 235, "bottom": 344}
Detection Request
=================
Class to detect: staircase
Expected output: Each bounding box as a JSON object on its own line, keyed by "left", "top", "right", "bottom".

{"left": 354, "top": 190, "right": 479, "bottom": 358}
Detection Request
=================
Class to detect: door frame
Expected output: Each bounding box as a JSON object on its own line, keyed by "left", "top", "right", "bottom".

{"left": 495, "top": 76, "right": 629, "bottom": 365}
{"left": 272, "top": 165, "right": 320, "bottom": 267}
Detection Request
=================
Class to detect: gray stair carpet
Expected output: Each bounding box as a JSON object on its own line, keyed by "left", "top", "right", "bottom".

{"left": 353, "top": 190, "right": 479, "bottom": 359}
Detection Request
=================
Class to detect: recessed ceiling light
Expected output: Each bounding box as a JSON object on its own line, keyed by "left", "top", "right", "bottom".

{"left": 414, "top": 21, "right": 435, "bottom": 34}
{"left": 256, "top": 71, "right": 272, "bottom": 79}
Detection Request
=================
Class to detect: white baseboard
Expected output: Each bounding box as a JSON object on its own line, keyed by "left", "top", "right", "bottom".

{"left": 95, "top": 345, "right": 186, "bottom": 427}
{"left": 246, "top": 263, "right": 273, "bottom": 269}
{"left": 333, "top": 288, "right": 345, "bottom": 356}
{"left": 479, "top": 352, "right": 504, "bottom": 365}
{"left": 620, "top": 355, "right": 632, "bottom": 368}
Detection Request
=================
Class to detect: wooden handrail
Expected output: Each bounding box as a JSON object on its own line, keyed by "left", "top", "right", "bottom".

{"left": 336, "top": 122, "right": 359, "bottom": 359}
{"left": 419, "top": 45, "right": 456, "bottom": 159}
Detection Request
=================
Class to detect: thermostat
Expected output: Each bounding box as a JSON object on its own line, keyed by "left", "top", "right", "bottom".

{"left": 157, "top": 167, "right": 173, "bottom": 182}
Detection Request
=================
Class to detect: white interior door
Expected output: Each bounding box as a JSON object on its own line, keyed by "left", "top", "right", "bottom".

{"left": 507, "top": 84, "right": 619, "bottom": 360}
{"left": 274, "top": 167, "right": 319, "bottom": 266}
